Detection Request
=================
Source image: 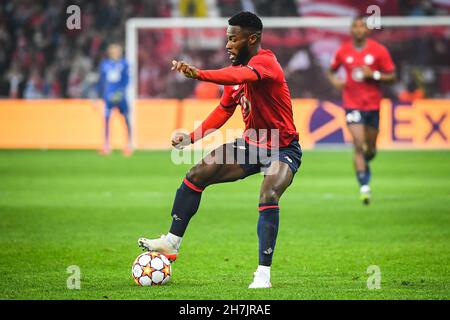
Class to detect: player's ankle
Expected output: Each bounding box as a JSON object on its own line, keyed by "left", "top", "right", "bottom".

{"left": 256, "top": 265, "right": 271, "bottom": 278}
{"left": 166, "top": 232, "right": 182, "bottom": 250}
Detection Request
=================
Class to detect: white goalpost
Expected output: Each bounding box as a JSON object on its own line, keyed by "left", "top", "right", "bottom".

{"left": 125, "top": 16, "right": 450, "bottom": 147}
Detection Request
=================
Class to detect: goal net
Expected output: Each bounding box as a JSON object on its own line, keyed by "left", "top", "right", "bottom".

{"left": 126, "top": 16, "right": 450, "bottom": 102}
{"left": 125, "top": 17, "right": 450, "bottom": 149}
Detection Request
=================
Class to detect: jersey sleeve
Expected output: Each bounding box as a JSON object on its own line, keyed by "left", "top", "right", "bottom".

{"left": 197, "top": 66, "right": 259, "bottom": 85}
{"left": 246, "top": 53, "right": 278, "bottom": 81}
{"left": 189, "top": 104, "right": 237, "bottom": 143}
{"left": 378, "top": 46, "right": 395, "bottom": 73}
{"left": 330, "top": 48, "right": 342, "bottom": 71}
{"left": 219, "top": 85, "right": 238, "bottom": 108}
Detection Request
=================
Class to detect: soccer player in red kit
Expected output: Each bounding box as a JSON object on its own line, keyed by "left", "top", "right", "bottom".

{"left": 138, "top": 12, "right": 302, "bottom": 288}
{"left": 328, "top": 17, "right": 395, "bottom": 205}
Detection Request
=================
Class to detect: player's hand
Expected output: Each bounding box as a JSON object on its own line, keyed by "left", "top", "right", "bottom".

{"left": 361, "top": 65, "right": 374, "bottom": 79}
{"left": 330, "top": 77, "right": 345, "bottom": 90}
{"left": 171, "top": 132, "right": 192, "bottom": 149}
{"left": 171, "top": 60, "right": 199, "bottom": 79}
{"left": 110, "top": 91, "right": 124, "bottom": 104}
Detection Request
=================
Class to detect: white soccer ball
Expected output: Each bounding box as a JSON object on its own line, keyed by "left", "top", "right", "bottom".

{"left": 132, "top": 252, "right": 172, "bottom": 286}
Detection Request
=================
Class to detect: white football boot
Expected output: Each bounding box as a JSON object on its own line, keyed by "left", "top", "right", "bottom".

{"left": 138, "top": 234, "right": 179, "bottom": 262}
{"left": 360, "top": 184, "right": 371, "bottom": 205}
{"left": 248, "top": 267, "right": 272, "bottom": 289}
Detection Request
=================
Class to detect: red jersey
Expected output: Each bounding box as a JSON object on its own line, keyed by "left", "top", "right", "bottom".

{"left": 330, "top": 39, "right": 395, "bottom": 111}
{"left": 191, "top": 49, "right": 298, "bottom": 149}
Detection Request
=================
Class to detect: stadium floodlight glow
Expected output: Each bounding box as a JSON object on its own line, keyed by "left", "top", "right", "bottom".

{"left": 125, "top": 16, "right": 450, "bottom": 147}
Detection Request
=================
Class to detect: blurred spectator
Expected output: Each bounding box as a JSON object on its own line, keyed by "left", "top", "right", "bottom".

{"left": 399, "top": 0, "right": 435, "bottom": 16}
{"left": 254, "top": 0, "right": 297, "bottom": 16}
{"left": 217, "top": 0, "right": 244, "bottom": 17}
{"left": 0, "top": 0, "right": 174, "bottom": 98}
{"left": 399, "top": 69, "right": 426, "bottom": 102}
{"left": 6, "top": 62, "right": 25, "bottom": 98}
{"left": 178, "top": 0, "right": 208, "bottom": 17}
{"left": 175, "top": 0, "right": 220, "bottom": 17}
{"left": 24, "top": 69, "right": 45, "bottom": 99}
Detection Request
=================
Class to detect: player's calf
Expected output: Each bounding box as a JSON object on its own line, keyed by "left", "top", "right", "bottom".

{"left": 138, "top": 176, "right": 204, "bottom": 262}
{"left": 364, "top": 149, "right": 377, "bottom": 162}
{"left": 251, "top": 201, "right": 280, "bottom": 289}
{"left": 169, "top": 176, "right": 204, "bottom": 237}
{"left": 257, "top": 202, "right": 279, "bottom": 265}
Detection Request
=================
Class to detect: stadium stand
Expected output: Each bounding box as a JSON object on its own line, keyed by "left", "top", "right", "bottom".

{"left": 0, "top": 0, "right": 448, "bottom": 99}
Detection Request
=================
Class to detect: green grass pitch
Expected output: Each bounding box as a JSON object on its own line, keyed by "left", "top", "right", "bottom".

{"left": 0, "top": 149, "right": 449, "bottom": 300}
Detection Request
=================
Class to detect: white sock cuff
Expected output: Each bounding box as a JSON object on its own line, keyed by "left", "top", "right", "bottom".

{"left": 257, "top": 265, "right": 271, "bottom": 276}
{"left": 166, "top": 232, "right": 182, "bottom": 250}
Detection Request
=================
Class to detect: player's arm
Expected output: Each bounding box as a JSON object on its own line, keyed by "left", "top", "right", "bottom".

{"left": 327, "top": 68, "right": 345, "bottom": 90}
{"left": 328, "top": 50, "right": 345, "bottom": 90}
{"left": 362, "top": 46, "right": 396, "bottom": 83}
{"left": 361, "top": 66, "right": 396, "bottom": 82}
{"left": 172, "top": 103, "right": 237, "bottom": 149}
{"left": 122, "top": 61, "right": 130, "bottom": 88}
{"left": 171, "top": 60, "right": 259, "bottom": 85}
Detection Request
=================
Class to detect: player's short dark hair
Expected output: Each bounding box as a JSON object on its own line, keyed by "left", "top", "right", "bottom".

{"left": 228, "top": 11, "right": 263, "bottom": 33}
{"left": 108, "top": 41, "right": 122, "bottom": 47}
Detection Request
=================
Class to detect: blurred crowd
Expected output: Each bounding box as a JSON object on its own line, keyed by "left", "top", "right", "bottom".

{"left": 0, "top": 0, "right": 449, "bottom": 100}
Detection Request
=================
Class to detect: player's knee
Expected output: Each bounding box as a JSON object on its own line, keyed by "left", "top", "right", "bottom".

{"left": 365, "top": 149, "right": 377, "bottom": 161}
{"left": 186, "top": 165, "right": 212, "bottom": 188}
{"left": 353, "top": 141, "right": 364, "bottom": 153}
{"left": 259, "top": 188, "right": 280, "bottom": 204}
{"left": 186, "top": 168, "right": 204, "bottom": 187}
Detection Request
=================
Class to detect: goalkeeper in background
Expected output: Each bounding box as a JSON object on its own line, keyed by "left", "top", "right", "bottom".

{"left": 97, "top": 43, "right": 132, "bottom": 156}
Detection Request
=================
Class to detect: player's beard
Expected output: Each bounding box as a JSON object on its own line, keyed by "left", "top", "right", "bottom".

{"left": 233, "top": 44, "right": 250, "bottom": 66}
{"left": 352, "top": 31, "right": 367, "bottom": 45}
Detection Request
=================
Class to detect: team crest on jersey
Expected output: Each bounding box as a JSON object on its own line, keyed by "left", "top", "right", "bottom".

{"left": 364, "top": 54, "right": 374, "bottom": 65}
{"left": 345, "top": 56, "right": 354, "bottom": 64}
{"left": 231, "top": 85, "right": 244, "bottom": 101}
{"left": 106, "top": 65, "right": 123, "bottom": 82}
